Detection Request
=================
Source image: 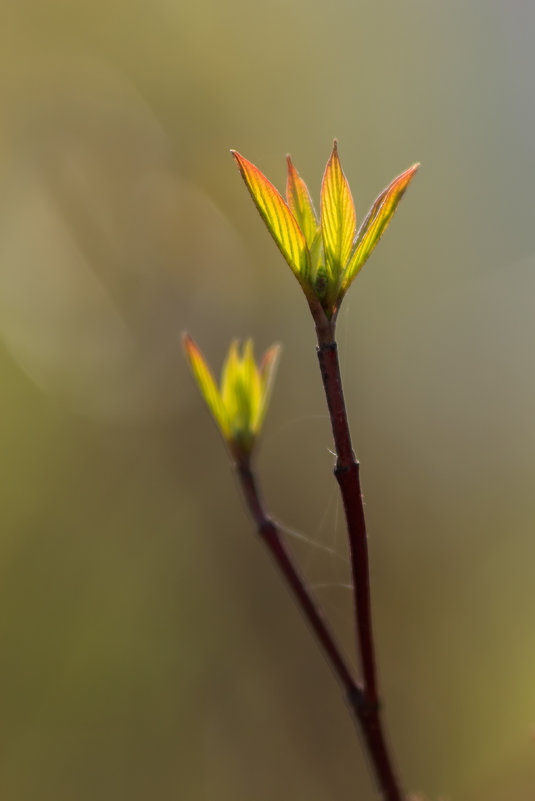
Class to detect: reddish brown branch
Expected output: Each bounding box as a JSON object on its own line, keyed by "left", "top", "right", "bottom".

{"left": 316, "top": 339, "right": 404, "bottom": 801}
{"left": 230, "top": 337, "right": 404, "bottom": 800}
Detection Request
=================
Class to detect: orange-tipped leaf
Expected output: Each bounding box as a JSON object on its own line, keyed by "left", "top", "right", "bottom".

{"left": 286, "top": 156, "right": 318, "bottom": 248}
{"left": 320, "top": 141, "right": 356, "bottom": 279}
{"left": 342, "top": 163, "right": 420, "bottom": 291}
{"left": 232, "top": 150, "right": 311, "bottom": 283}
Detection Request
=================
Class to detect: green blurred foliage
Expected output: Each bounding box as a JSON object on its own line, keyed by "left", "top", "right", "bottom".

{"left": 1, "top": 1, "right": 535, "bottom": 799}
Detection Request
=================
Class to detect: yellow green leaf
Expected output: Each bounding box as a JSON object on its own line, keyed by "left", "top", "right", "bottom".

{"left": 231, "top": 150, "right": 311, "bottom": 283}
{"left": 256, "top": 344, "right": 281, "bottom": 432}
{"left": 320, "top": 141, "right": 356, "bottom": 279}
{"left": 341, "top": 163, "right": 420, "bottom": 292}
{"left": 221, "top": 342, "right": 249, "bottom": 441}
{"left": 183, "top": 334, "right": 230, "bottom": 438}
{"left": 221, "top": 340, "right": 240, "bottom": 412}
{"left": 286, "top": 155, "right": 318, "bottom": 248}
{"left": 235, "top": 340, "right": 257, "bottom": 435}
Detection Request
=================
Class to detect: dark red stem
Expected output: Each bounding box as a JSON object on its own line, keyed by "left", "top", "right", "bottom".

{"left": 316, "top": 339, "right": 404, "bottom": 801}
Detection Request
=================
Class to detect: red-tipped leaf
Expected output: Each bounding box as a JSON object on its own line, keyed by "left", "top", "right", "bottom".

{"left": 342, "top": 163, "right": 420, "bottom": 291}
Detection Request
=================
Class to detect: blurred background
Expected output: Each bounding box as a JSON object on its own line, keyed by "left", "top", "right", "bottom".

{"left": 1, "top": 1, "right": 534, "bottom": 799}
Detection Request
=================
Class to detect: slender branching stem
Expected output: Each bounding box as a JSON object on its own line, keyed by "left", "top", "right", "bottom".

{"left": 235, "top": 457, "right": 361, "bottom": 702}
{"left": 316, "top": 335, "right": 404, "bottom": 801}
{"left": 230, "top": 328, "right": 404, "bottom": 800}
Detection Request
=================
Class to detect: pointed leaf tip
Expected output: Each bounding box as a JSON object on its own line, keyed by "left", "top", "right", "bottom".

{"left": 232, "top": 150, "right": 310, "bottom": 283}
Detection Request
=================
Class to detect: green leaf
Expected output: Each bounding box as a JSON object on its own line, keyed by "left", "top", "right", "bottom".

{"left": 341, "top": 163, "right": 420, "bottom": 292}
{"left": 320, "top": 141, "right": 356, "bottom": 280}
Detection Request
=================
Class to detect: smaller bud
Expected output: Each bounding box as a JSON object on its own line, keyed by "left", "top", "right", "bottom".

{"left": 183, "top": 334, "right": 281, "bottom": 459}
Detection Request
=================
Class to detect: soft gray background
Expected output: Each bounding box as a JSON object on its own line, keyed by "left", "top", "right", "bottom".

{"left": 1, "top": 1, "right": 534, "bottom": 799}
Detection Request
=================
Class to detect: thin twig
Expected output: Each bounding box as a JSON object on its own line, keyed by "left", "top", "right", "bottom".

{"left": 235, "top": 457, "right": 361, "bottom": 703}
{"left": 316, "top": 336, "right": 404, "bottom": 801}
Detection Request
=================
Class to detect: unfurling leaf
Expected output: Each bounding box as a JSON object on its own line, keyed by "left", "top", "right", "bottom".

{"left": 183, "top": 334, "right": 229, "bottom": 439}
{"left": 341, "top": 163, "right": 420, "bottom": 293}
{"left": 257, "top": 344, "right": 281, "bottom": 431}
{"left": 286, "top": 156, "right": 318, "bottom": 248}
{"left": 320, "top": 141, "right": 356, "bottom": 281}
{"left": 231, "top": 150, "right": 311, "bottom": 284}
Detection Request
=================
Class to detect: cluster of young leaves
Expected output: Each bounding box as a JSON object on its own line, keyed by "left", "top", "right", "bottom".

{"left": 183, "top": 334, "right": 280, "bottom": 457}
{"left": 232, "top": 142, "right": 419, "bottom": 321}
{"left": 185, "top": 142, "right": 419, "bottom": 454}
